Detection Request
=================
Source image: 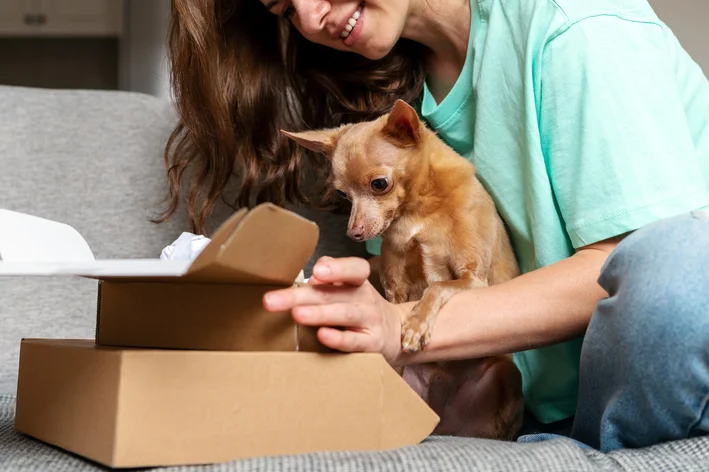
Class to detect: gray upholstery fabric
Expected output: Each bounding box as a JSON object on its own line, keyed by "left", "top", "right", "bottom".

{"left": 0, "top": 85, "right": 185, "bottom": 395}
{"left": 2, "top": 394, "right": 709, "bottom": 471}
{"left": 0, "top": 85, "right": 366, "bottom": 395}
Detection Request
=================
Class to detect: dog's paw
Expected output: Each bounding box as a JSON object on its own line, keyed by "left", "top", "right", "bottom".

{"left": 401, "top": 310, "right": 431, "bottom": 352}
{"left": 386, "top": 288, "right": 408, "bottom": 305}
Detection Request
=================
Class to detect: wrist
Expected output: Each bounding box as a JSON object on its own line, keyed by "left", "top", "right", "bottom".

{"left": 389, "top": 301, "right": 416, "bottom": 366}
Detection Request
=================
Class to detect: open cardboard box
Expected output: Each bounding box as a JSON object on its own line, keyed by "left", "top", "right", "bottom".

{"left": 1, "top": 203, "right": 440, "bottom": 468}
{"left": 0, "top": 202, "right": 326, "bottom": 352}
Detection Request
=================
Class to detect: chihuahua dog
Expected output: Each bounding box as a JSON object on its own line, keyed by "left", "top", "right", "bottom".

{"left": 281, "top": 100, "right": 524, "bottom": 440}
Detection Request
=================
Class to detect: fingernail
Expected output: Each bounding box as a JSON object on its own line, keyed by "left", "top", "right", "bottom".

{"left": 314, "top": 264, "right": 331, "bottom": 278}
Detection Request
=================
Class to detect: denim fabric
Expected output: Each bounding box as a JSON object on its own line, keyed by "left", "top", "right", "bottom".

{"left": 519, "top": 211, "right": 709, "bottom": 452}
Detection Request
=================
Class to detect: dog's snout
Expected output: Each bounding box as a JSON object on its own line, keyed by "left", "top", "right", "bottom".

{"left": 347, "top": 224, "right": 365, "bottom": 241}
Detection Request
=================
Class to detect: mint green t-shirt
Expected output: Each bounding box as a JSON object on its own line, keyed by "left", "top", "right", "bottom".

{"left": 366, "top": 0, "right": 709, "bottom": 423}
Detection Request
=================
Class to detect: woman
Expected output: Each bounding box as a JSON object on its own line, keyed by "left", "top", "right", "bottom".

{"left": 159, "top": 0, "right": 709, "bottom": 452}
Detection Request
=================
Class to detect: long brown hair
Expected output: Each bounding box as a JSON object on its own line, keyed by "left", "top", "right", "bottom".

{"left": 155, "top": 0, "right": 426, "bottom": 234}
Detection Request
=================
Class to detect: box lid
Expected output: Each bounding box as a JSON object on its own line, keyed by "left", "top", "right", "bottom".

{"left": 0, "top": 203, "right": 319, "bottom": 285}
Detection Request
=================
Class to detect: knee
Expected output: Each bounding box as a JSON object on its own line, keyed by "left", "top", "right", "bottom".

{"left": 591, "top": 211, "right": 709, "bottom": 358}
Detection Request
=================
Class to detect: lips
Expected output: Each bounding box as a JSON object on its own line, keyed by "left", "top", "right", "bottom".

{"left": 342, "top": 2, "right": 364, "bottom": 47}
{"left": 339, "top": 3, "right": 362, "bottom": 39}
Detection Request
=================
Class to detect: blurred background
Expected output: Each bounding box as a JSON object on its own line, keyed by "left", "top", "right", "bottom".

{"left": 0, "top": 0, "right": 171, "bottom": 98}
{"left": 0, "top": 0, "right": 706, "bottom": 101}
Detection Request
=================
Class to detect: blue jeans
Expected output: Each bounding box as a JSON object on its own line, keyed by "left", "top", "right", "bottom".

{"left": 519, "top": 210, "right": 709, "bottom": 452}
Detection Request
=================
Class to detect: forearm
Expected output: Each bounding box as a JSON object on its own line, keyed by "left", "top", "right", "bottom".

{"left": 397, "top": 246, "right": 614, "bottom": 365}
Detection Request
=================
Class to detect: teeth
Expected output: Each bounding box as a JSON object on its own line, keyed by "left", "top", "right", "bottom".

{"left": 340, "top": 5, "right": 362, "bottom": 39}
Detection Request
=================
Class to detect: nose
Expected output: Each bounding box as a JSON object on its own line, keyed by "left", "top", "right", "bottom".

{"left": 292, "top": 0, "right": 331, "bottom": 35}
{"left": 347, "top": 223, "right": 365, "bottom": 242}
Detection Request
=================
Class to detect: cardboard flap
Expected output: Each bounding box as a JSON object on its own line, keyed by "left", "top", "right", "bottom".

{"left": 186, "top": 207, "right": 249, "bottom": 275}
{"left": 0, "top": 204, "right": 318, "bottom": 284}
{"left": 184, "top": 203, "right": 319, "bottom": 285}
{"left": 379, "top": 361, "right": 440, "bottom": 448}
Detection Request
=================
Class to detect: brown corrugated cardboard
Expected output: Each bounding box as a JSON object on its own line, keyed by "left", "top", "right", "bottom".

{"left": 5, "top": 203, "right": 440, "bottom": 467}
{"left": 93, "top": 202, "right": 326, "bottom": 351}
{"left": 96, "top": 281, "right": 324, "bottom": 352}
{"left": 0, "top": 203, "right": 326, "bottom": 351}
{"left": 15, "top": 339, "right": 440, "bottom": 468}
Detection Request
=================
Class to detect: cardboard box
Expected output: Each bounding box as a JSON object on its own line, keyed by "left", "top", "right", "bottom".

{"left": 2, "top": 203, "right": 440, "bottom": 468}
{"left": 15, "top": 339, "right": 439, "bottom": 468}
{"left": 0, "top": 203, "right": 325, "bottom": 352}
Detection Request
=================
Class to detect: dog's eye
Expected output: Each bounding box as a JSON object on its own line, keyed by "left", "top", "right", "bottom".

{"left": 336, "top": 189, "right": 347, "bottom": 199}
{"left": 370, "top": 178, "right": 388, "bottom": 193}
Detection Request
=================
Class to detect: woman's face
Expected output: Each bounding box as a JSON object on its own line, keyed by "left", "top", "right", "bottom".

{"left": 262, "top": 0, "right": 410, "bottom": 60}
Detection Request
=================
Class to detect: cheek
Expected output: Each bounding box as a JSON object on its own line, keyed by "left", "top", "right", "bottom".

{"left": 372, "top": 194, "right": 400, "bottom": 222}
{"left": 353, "top": 197, "right": 384, "bottom": 223}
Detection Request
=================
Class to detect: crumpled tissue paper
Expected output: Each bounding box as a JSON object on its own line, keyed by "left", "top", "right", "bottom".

{"left": 160, "top": 232, "right": 211, "bottom": 261}
{"left": 160, "top": 231, "right": 308, "bottom": 283}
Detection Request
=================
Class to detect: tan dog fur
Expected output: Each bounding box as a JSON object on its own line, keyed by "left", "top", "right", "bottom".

{"left": 282, "top": 100, "right": 525, "bottom": 440}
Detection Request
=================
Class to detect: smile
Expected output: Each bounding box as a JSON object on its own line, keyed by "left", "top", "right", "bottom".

{"left": 340, "top": 2, "right": 363, "bottom": 39}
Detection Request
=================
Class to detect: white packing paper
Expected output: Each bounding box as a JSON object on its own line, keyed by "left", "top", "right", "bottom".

{"left": 160, "top": 232, "right": 211, "bottom": 261}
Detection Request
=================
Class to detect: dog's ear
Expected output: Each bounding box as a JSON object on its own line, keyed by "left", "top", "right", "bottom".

{"left": 280, "top": 128, "right": 338, "bottom": 156}
{"left": 382, "top": 99, "right": 421, "bottom": 147}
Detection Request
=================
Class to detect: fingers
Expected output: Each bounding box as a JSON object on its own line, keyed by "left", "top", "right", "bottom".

{"left": 263, "top": 284, "right": 355, "bottom": 312}
{"left": 307, "top": 275, "right": 326, "bottom": 285}
{"left": 311, "top": 256, "right": 371, "bottom": 287}
{"left": 306, "top": 256, "right": 332, "bottom": 286}
{"left": 292, "top": 302, "right": 365, "bottom": 328}
{"left": 317, "top": 327, "right": 372, "bottom": 353}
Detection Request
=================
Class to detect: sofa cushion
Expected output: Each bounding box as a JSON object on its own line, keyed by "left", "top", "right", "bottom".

{"left": 2, "top": 394, "right": 709, "bottom": 471}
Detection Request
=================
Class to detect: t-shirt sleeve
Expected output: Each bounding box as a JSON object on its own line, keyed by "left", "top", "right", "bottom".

{"left": 540, "top": 15, "right": 709, "bottom": 249}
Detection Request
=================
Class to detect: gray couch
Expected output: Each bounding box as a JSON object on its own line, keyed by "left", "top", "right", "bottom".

{"left": 0, "top": 84, "right": 707, "bottom": 471}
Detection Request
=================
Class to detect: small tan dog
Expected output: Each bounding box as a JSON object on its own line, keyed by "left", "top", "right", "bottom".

{"left": 281, "top": 100, "right": 524, "bottom": 439}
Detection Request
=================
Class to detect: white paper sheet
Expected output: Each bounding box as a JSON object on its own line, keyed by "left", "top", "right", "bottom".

{"left": 0, "top": 259, "right": 192, "bottom": 277}
{"left": 0, "top": 209, "right": 95, "bottom": 262}
{"left": 0, "top": 209, "right": 191, "bottom": 278}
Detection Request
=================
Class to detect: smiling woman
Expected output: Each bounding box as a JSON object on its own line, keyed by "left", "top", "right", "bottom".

{"left": 266, "top": 1, "right": 399, "bottom": 58}
{"left": 156, "top": 0, "right": 709, "bottom": 456}
{"left": 154, "top": 0, "right": 426, "bottom": 236}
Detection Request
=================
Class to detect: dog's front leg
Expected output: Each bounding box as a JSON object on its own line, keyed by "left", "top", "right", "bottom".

{"left": 380, "top": 244, "right": 411, "bottom": 304}
{"left": 401, "top": 266, "right": 486, "bottom": 352}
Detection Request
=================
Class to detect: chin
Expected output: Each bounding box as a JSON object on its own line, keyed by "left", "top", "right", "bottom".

{"left": 359, "top": 45, "right": 393, "bottom": 60}
{"left": 356, "top": 34, "right": 399, "bottom": 60}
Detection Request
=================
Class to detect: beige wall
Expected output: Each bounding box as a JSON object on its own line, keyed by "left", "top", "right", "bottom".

{"left": 118, "top": 0, "right": 172, "bottom": 99}
{"left": 649, "top": 0, "right": 709, "bottom": 75}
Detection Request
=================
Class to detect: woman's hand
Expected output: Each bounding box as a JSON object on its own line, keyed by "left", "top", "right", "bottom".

{"left": 262, "top": 256, "right": 406, "bottom": 365}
